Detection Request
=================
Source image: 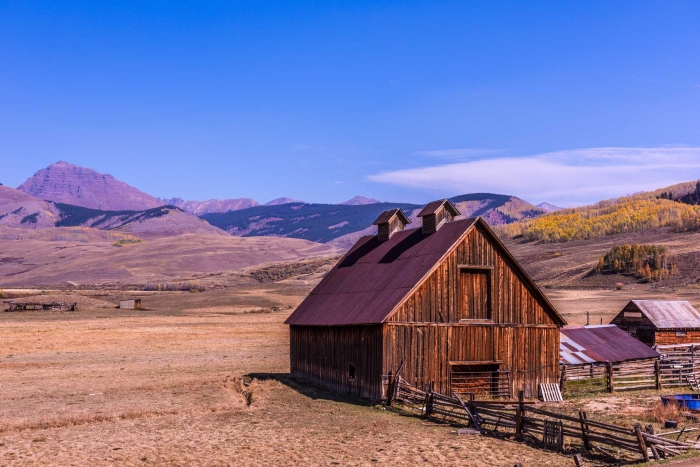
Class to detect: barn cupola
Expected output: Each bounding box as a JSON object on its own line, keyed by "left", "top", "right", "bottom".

{"left": 372, "top": 208, "right": 411, "bottom": 242}
{"left": 417, "top": 199, "right": 461, "bottom": 235}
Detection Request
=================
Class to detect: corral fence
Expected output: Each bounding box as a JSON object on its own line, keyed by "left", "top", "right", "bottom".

{"left": 386, "top": 376, "right": 700, "bottom": 463}
{"left": 561, "top": 354, "right": 700, "bottom": 395}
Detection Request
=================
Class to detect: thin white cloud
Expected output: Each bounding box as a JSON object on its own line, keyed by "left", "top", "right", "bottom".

{"left": 416, "top": 148, "right": 505, "bottom": 159}
{"left": 367, "top": 147, "right": 700, "bottom": 207}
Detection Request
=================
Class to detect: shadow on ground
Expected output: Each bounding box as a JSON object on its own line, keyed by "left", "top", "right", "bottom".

{"left": 247, "top": 372, "right": 375, "bottom": 407}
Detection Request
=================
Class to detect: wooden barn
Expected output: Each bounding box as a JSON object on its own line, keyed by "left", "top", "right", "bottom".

{"left": 610, "top": 300, "right": 700, "bottom": 346}
{"left": 286, "top": 200, "right": 566, "bottom": 400}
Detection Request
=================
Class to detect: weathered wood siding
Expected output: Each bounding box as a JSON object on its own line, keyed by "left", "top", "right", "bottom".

{"left": 388, "top": 225, "right": 555, "bottom": 325}
{"left": 654, "top": 330, "right": 700, "bottom": 346}
{"left": 611, "top": 302, "right": 700, "bottom": 346}
{"left": 290, "top": 325, "right": 384, "bottom": 399}
{"left": 383, "top": 323, "right": 559, "bottom": 398}
{"left": 610, "top": 302, "right": 657, "bottom": 345}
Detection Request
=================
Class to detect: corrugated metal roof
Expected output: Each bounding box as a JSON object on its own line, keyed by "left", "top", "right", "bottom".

{"left": 372, "top": 208, "right": 411, "bottom": 226}
{"left": 631, "top": 300, "right": 700, "bottom": 329}
{"left": 417, "top": 199, "right": 461, "bottom": 217}
{"left": 286, "top": 217, "right": 565, "bottom": 327}
{"left": 560, "top": 325, "right": 659, "bottom": 365}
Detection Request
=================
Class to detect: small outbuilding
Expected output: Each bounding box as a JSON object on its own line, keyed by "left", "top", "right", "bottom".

{"left": 286, "top": 200, "right": 566, "bottom": 400}
{"left": 560, "top": 325, "right": 660, "bottom": 394}
{"left": 119, "top": 299, "right": 142, "bottom": 310}
{"left": 610, "top": 300, "right": 700, "bottom": 346}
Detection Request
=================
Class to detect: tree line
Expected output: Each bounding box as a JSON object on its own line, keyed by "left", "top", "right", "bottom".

{"left": 595, "top": 244, "right": 677, "bottom": 282}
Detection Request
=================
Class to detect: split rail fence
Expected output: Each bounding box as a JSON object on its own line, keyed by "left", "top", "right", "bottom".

{"left": 387, "top": 376, "right": 700, "bottom": 463}
{"left": 561, "top": 356, "right": 700, "bottom": 395}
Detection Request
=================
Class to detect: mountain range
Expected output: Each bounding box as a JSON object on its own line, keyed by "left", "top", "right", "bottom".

{"left": 1, "top": 161, "right": 553, "bottom": 245}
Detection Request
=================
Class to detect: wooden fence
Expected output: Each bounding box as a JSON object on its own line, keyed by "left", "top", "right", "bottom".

{"left": 561, "top": 357, "right": 700, "bottom": 395}
{"left": 389, "top": 376, "right": 700, "bottom": 463}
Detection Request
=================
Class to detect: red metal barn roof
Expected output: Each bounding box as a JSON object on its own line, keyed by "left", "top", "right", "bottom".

{"left": 630, "top": 300, "right": 700, "bottom": 330}
{"left": 286, "top": 217, "right": 565, "bottom": 326}
{"left": 560, "top": 325, "right": 659, "bottom": 365}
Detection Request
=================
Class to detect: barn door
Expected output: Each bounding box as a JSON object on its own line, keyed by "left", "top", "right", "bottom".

{"left": 450, "top": 363, "right": 500, "bottom": 398}
{"left": 460, "top": 270, "right": 491, "bottom": 320}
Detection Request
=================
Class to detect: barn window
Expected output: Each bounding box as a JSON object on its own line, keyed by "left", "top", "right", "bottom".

{"left": 348, "top": 363, "right": 356, "bottom": 380}
{"left": 624, "top": 312, "right": 642, "bottom": 319}
{"left": 676, "top": 331, "right": 687, "bottom": 337}
{"left": 459, "top": 269, "right": 492, "bottom": 321}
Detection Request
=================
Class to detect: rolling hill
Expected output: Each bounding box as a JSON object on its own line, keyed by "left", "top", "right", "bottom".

{"left": 496, "top": 180, "right": 700, "bottom": 243}
{"left": 201, "top": 193, "right": 547, "bottom": 245}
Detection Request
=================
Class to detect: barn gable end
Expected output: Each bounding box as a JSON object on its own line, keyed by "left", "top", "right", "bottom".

{"left": 287, "top": 213, "right": 565, "bottom": 400}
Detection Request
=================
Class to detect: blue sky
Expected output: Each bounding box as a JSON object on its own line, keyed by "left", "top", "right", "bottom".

{"left": 1, "top": 1, "right": 699, "bottom": 207}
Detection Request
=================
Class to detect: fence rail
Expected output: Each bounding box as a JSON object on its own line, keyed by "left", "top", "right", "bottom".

{"left": 561, "top": 356, "right": 700, "bottom": 395}
{"left": 389, "top": 376, "right": 700, "bottom": 463}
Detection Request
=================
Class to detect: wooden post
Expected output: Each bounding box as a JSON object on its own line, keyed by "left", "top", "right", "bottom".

{"left": 607, "top": 363, "right": 614, "bottom": 393}
{"left": 635, "top": 424, "right": 650, "bottom": 462}
{"left": 558, "top": 420, "right": 564, "bottom": 452}
{"left": 650, "top": 444, "right": 660, "bottom": 461}
{"left": 424, "top": 381, "right": 434, "bottom": 417}
{"left": 560, "top": 365, "right": 567, "bottom": 395}
{"left": 655, "top": 359, "right": 661, "bottom": 390}
{"left": 386, "top": 371, "right": 394, "bottom": 406}
{"left": 516, "top": 390, "right": 524, "bottom": 439}
{"left": 573, "top": 454, "right": 584, "bottom": 467}
{"left": 578, "top": 411, "right": 591, "bottom": 451}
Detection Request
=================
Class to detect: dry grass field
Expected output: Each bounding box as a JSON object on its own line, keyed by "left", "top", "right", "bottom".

{"left": 2, "top": 279, "right": 700, "bottom": 465}
{"left": 0, "top": 285, "right": 580, "bottom": 467}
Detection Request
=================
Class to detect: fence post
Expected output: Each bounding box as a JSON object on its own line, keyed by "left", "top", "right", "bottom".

{"left": 516, "top": 390, "right": 524, "bottom": 439}
{"left": 655, "top": 359, "right": 661, "bottom": 390}
{"left": 607, "top": 363, "right": 614, "bottom": 393}
{"left": 560, "top": 365, "right": 567, "bottom": 395}
{"left": 424, "top": 381, "right": 434, "bottom": 417}
{"left": 635, "top": 424, "right": 650, "bottom": 462}
{"left": 386, "top": 371, "right": 394, "bottom": 406}
{"left": 578, "top": 411, "right": 591, "bottom": 451}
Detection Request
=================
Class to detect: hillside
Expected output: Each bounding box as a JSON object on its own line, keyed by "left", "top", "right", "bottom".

{"left": 497, "top": 181, "right": 700, "bottom": 243}
{"left": 0, "top": 227, "right": 337, "bottom": 287}
{"left": 201, "top": 193, "right": 546, "bottom": 244}
{"left": 0, "top": 186, "right": 58, "bottom": 228}
{"left": 506, "top": 228, "right": 700, "bottom": 289}
{"left": 0, "top": 187, "right": 227, "bottom": 238}
{"left": 18, "top": 161, "right": 165, "bottom": 211}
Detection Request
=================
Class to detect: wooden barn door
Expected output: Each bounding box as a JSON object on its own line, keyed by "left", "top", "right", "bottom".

{"left": 460, "top": 270, "right": 491, "bottom": 320}
{"left": 450, "top": 363, "right": 502, "bottom": 398}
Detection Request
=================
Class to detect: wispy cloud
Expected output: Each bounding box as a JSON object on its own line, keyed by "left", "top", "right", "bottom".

{"left": 416, "top": 148, "right": 505, "bottom": 159}
{"left": 367, "top": 147, "right": 700, "bottom": 206}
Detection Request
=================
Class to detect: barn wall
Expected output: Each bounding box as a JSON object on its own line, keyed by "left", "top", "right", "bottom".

{"left": 610, "top": 302, "right": 657, "bottom": 344}
{"left": 384, "top": 323, "right": 560, "bottom": 398}
{"left": 654, "top": 330, "right": 700, "bottom": 346}
{"left": 290, "top": 325, "right": 384, "bottom": 400}
{"left": 388, "top": 224, "right": 555, "bottom": 325}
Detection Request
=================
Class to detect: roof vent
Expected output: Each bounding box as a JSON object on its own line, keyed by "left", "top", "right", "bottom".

{"left": 372, "top": 208, "right": 411, "bottom": 242}
{"left": 417, "top": 199, "right": 460, "bottom": 235}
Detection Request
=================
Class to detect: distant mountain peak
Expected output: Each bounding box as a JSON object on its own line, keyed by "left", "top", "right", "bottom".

{"left": 163, "top": 197, "right": 260, "bottom": 215}
{"left": 340, "top": 196, "right": 380, "bottom": 205}
{"left": 264, "top": 197, "right": 303, "bottom": 206}
{"left": 17, "top": 161, "right": 164, "bottom": 211}
{"left": 537, "top": 202, "right": 563, "bottom": 213}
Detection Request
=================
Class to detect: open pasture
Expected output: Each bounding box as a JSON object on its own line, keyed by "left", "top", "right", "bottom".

{"left": 0, "top": 285, "right": 697, "bottom": 466}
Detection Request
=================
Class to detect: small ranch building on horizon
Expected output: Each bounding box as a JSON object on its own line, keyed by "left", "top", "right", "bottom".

{"left": 611, "top": 300, "right": 700, "bottom": 346}
{"left": 286, "top": 200, "right": 566, "bottom": 400}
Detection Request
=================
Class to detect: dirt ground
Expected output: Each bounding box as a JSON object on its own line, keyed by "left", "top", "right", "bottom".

{"left": 1, "top": 285, "right": 699, "bottom": 466}
{"left": 0, "top": 286, "right": 577, "bottom": 467}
